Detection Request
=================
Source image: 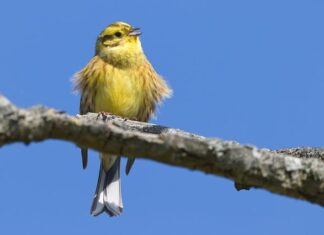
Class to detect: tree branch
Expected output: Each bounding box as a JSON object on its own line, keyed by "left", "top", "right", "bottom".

{"left": 1, "top": 95, "right": 324, "bottom": 207}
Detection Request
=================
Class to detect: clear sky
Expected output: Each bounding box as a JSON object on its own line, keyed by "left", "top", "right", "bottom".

{"left": 1, "top": 0, "right": 324, "bottom": 234}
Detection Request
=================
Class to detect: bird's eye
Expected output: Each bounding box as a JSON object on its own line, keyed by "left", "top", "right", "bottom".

{"left": 115, "top": 32, "right": 122, "bottom": 38}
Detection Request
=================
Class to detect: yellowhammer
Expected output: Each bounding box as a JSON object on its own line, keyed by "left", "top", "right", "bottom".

{"left": 74, "top": 22, "right": 172, "bottom": 216}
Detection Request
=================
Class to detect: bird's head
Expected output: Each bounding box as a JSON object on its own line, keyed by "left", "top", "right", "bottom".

{"left": 95, "top": 22, "right": 144, "bottom": 67}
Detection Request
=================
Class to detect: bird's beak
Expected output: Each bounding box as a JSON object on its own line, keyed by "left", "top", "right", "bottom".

{"left": 129, "top": 27, "right": 141, "bottom": 36}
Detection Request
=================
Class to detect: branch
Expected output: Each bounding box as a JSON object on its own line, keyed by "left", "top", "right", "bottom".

{"left": 1, "top": 95, "right": 324, "bottom": 207}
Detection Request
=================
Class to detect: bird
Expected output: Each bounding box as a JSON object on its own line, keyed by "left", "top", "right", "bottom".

{"left": 74, "top": 21, "right": 172, "bottom": 216}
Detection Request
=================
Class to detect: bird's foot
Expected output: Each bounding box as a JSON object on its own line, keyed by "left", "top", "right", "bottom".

{"left": 97, "top": 112, "right": 115, "bottom": 121}
{"left": 123, "top": 117, "right": 138, "bottom": 122}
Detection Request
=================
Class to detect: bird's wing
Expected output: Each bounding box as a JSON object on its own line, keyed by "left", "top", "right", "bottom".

{"left": 79, "top": 90, "right": 93, "bottom": 169}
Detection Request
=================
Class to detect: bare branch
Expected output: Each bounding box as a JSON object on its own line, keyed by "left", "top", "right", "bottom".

{"left": 1, "top": 95, "right": 324, "bottom": 208}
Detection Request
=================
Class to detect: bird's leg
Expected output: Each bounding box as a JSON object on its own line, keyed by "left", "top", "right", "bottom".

{"left": 97, "top": 111, "right": 115, "bottom": 121}
{"left": 123, "top": 117, "right": 138, "bottom": 122}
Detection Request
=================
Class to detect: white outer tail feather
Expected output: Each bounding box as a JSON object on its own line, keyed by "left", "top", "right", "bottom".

{"left": 91, "top": 156, "right": 123, "bottom": 216}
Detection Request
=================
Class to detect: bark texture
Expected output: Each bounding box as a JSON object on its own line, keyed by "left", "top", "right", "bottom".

{"left": 1, "top": 95, "right": 324, "bottom": 207}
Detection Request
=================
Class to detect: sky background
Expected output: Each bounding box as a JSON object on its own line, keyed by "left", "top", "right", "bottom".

{"left": 1, "top": 0, "right": 324, "bottom": 234}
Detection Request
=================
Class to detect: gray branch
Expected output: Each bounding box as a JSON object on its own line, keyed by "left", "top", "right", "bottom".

{"left": 1, "top": 95, "right": 324, "bottom": 207}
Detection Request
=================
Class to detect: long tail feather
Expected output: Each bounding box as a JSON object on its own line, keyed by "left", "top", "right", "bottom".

{"left": 91, "top": 156, "right": 123, "bottom": 216}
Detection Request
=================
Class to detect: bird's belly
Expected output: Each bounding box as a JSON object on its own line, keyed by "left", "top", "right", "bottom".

{"left": 94, "top": 74, "right": 143, "bottom": 119}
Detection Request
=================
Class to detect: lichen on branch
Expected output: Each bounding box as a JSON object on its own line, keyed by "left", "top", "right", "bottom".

{"left": 1, "top": 95, "right": 324, "bottom": 208}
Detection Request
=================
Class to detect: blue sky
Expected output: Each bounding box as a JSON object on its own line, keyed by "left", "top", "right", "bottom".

{"left": 1, "top": 0, "right": 324, "bottom": 234}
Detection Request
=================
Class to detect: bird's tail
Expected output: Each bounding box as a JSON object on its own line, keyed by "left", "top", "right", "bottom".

{"left": 90, "top": 155, "right": 123, "bottom": 216}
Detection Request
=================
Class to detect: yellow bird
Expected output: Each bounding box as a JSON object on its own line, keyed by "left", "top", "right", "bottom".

{"left": 74, "top": 22, "right": 172, "bottom": 216}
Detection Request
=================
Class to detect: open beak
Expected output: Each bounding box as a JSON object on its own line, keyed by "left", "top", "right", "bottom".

{"left": 129, "top": 27, "right": 141, "bottom": 36}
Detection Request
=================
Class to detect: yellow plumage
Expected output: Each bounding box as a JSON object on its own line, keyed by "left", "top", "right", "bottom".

{"left": 74, "top": 22, "right": 171, "bottom": 217}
